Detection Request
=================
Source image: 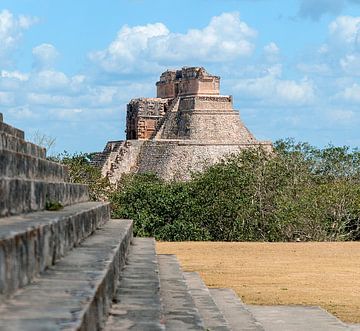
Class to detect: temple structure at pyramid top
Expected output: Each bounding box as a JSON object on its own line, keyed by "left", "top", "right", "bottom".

{"left": 93, "top": 67, "right": 272, "bottom": 181}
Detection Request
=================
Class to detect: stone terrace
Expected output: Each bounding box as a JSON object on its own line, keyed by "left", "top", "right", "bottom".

{"left": 0, "top": 113, "right": 358, "bottom": 330}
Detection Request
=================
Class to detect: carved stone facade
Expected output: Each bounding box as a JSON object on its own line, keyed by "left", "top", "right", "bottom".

{"left": 126, "top": 98, "right": 169, "bottom": 140}
{"left": 93, "top": 67, "right": 272, "bottom": 181}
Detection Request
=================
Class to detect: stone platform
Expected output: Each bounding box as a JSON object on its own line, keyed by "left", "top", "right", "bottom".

{"left": 0, "top": 113, "right": 358, "bottom": 330}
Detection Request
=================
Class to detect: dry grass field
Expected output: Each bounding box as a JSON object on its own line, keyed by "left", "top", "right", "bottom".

{"left": 156, "top": 242, "right": 360, "bottom": 323}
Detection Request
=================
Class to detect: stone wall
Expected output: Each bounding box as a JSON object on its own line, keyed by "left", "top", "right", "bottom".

{"left": 126, "top": 98, "right": 169, "bottom": 140}
{"left": 156, "top": 67, "right": 220, "bottom": 99}
{"left": 101, "top": 140, "right": 144, "bottom": 184}
{"left": 137, "top": 141, "right": 272, "bottom": 181}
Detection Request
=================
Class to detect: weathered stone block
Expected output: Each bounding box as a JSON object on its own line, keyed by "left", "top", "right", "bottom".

{"left": 0, "top": 178, "right": 89, "bottom": 217}
{"left": 0, "top": 201, "right": 110, "bottom": 297}
{"left": 0, "top": 131, "right": 46, "bottom": 158}
{"left": 0, "top": 122, "right": 24, "bottom": 139}
{"left": 0, "top": 219, "right": 133, "bottom": 330}
{"left": 0, "top": 150, "right": 69, "bottom": 182}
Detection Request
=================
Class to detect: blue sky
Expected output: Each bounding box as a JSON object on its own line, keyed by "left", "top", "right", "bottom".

{"left": 1, "top": 0, "right": 360, "bottom": 154}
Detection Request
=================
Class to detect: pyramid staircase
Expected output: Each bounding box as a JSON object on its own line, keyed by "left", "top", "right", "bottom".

{"left": 0, "top": 113, "right": 359, "bottom": 330}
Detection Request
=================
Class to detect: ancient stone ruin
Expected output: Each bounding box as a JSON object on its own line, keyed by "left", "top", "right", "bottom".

{"left": 93, "top": 67, "right": 272, "bottom": 182}
{"left": 0, "top": 112, "right": 353, "bottom": 330}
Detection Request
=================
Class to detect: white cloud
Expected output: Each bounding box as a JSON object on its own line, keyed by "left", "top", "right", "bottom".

{"left": 339, "top": 53, "right": 360, "bottom": 74}
{"left": 263, "top": 42, "right": 280, "bottom": 62}
{"left": 233, "top": 66, "right": 315, "bottom": 107}
{"left": 32, "top": 44, "right": 59, "bottom": 70}
{"left": 1, "top": 70, "right": 29, "bottom": 81}
{"left": 90, "top": 12, "right": 257, "bottom": 74}
{"left": 0, "top": 9, "right": 37, "bottom": 62}
{"left": 328, "top": 15, "right": 360, "bottom": 46}
{"left": 30, "top": 70, "right": 70, "bottom": 91}
{"left": 7, "top": 105, "right": 35, "bottom": 119}
{"left": 336, "top": 83, "right": 360, "bottom": 102}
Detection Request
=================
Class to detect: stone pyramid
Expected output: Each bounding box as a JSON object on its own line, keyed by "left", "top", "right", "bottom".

{"left": 93, "top": 67, "right": 272, "bottom": 182}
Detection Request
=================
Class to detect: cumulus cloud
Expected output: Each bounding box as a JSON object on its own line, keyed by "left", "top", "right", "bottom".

{"left": 32, "top": 44, "right": 59, "bottom": 70}
{"left": 89, "top": 12, "right": 257, "bottom": 74}
{"left": 1, "top": 70, "right": 29, "bottom": 81}
{"left": 0, "top": 9, "right": 37, "bottom": 63}
{"left": 328, "top": 15, "right": 360, "bottom": 46}
{"left": 233, "top": 65, "right": 315, "bottom": 107}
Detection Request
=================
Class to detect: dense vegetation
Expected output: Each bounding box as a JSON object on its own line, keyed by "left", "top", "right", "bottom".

{"left": 56, "top": 140, "right": 360, "bottom": 242}
{"left": 50, "top": 152, "right": 110, "bottom": 201}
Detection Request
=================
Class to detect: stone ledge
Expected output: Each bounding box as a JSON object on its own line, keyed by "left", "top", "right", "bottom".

{"left": 0, "top": 122, "right": 24, "bottom": 139}
{"left": 0, "top": 201, "right": 110, "bottom": 297}
{"left": 105, "top": 237, "right": 164, "bottom": 331}
{"left": 0, "top": 149, "right": 68, "bottom": 182}
{"left": 0, "top": 131, "right": 46, "bottom": 158}
{"left": 0, "top": 219, "right": 133, "bottom": 330}
{"left": 158, "top": 254, "right": 205, "bottom": 330}
{"left": 184, "top": 272, "right": 230, "bottom": 330}
{"left": 0, "top": 178, "right": 89, "bottom": 217}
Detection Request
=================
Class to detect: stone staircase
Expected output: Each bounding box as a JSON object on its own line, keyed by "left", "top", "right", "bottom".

{"left": 0, "top": 113, "right": 359, "bottom": 330}
{"left": 154, "top": 96, "right": 180, "bottom": 140}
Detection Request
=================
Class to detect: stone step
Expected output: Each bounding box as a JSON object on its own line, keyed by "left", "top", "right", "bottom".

{"left": 0, "top": 149, "right": 68, "bottom": 182}
{"left": 0, "top": 177, "right": 89, "bottom": 217}
{"left": 0, "top": 201, "right": 109, "bottom": 297}
{"left": 158, "top": 254, "right": 205, "bottom": 330}
{"left": 0, "top": 121, "right": 24, "bottom": 139}
{"left": 105, "top": 237, "right": 164, "bottom": 331}
{"left": 0, "top": 218, "right": 133, "bottom": 331}
{"left": 0, "top": 131, "right": 46, "bottom": 159}
{"left": 184, "top": 272, "right": 231, "bottom": 331}
{"left": 246, "top": 305, "right": 351, "bottom": 331}
{"left": 210, "top": 288, "right": 264, "bottom": 331}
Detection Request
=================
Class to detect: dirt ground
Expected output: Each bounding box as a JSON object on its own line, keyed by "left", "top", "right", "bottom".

{"left": 156, "top": 242, "right": 360, "bottom": 323}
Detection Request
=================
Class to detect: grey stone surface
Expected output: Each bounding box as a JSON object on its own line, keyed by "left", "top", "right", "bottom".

{"left": 246, "top": 305, "right": 351, "bottom": 331}
{"left": 0, "top": 201, "right": 109, "bottom": 296}
{"left": 100, "top": 140, "right": 144, "bottom": 182}
{"left": 0, "top": 121, "right": 24, "bottom": 139}
{"left": 105, "top": 237, "right": 164, "bottom": 331}
{"left": 0, "top": 219, "right": 133, "bottom": 331}
{"left": 0, "top": 178, "right": 89, "bottom": 217}
{"left": 0, "top": 149, "right": 69, "bottom": 181}
{"left": 0, "top": 131, "right": 46, "bottom": 158}
{"left": 158, "top": 254, "right": 205, "bottom": 330}
{"left": 210, "top": 288, "right": 264, "bottom": 331}
{"left": 137, "top": 140, "right": 270, "bottom": 181}
{"left": 348, "top": 324, "right": 360, "bottom": 330}
{"left": 184, "top": 272, "right": 230, "bottom": 331}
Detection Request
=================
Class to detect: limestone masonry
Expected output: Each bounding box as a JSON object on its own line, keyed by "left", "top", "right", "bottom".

{"left": 94, "top": 67, "right": 272, "bottom": 181}
{"left": 0, "top": 113, "right": 353, "bottom": 330}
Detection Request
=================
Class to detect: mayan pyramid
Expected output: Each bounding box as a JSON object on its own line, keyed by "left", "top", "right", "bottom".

{"left": 94, "top": 67, "right": 272, "bottom": 181}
